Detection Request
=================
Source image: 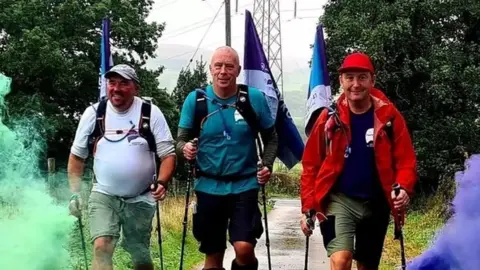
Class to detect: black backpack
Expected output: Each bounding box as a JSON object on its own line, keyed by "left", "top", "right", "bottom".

{"left": 87, "top": 98, "right": 159, "bottom": 169}
{"left": 191, "top": 84, "right": 261, "bottom": 139}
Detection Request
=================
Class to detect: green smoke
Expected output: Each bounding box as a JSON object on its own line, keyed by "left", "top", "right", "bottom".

{"left": 0, "top": 73, "right": 76, "bottom": 269}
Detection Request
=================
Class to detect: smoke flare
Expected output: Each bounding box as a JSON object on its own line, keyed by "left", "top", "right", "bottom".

{"left": 407, "top": 154, "right": 480, "bottom": 270}
{"left": 0, "top": 73, "right": 76, "bottom": 269}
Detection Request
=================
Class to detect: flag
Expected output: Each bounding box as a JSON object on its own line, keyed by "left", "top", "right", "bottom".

{"left": 304, "top": 24, "right": 331, "bottom": 137}
{"left": 99, "top": 17, "right": 114, "bottom": 100}
{"left": 243, "top": 10, "right": 304, "bottom": 169}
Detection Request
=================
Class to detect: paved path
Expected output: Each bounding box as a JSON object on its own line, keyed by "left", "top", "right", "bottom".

{"left": 193, "top": 198, "right": 330, "bottom": 270}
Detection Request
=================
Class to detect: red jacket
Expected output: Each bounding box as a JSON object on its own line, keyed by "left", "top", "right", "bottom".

{"left": 300, "top": 88, "right": 418, "bottom": 221}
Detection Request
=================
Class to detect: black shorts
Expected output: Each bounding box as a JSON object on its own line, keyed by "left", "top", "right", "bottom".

{"left": 192, "top": 188, "right": 264, "bottom": 254}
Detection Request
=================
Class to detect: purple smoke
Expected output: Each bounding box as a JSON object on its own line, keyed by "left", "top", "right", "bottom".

{"left": 407, "top": 154, "right": 480, "bottom": 270}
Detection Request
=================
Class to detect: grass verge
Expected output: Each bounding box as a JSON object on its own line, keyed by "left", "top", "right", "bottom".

{"left": 379, "top": 196, "right": 446, "bottom": 270}
{"left": 68, "top": 195, "right": 203, "bottom": 270}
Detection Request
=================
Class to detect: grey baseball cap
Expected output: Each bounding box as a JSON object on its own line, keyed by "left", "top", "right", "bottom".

{"left": 105, "top": 64, "right": 140, "bottom": 84}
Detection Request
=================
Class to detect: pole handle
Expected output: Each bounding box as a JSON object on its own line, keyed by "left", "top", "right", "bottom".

{"left": 305, "top": 209, "right": 316, "bottom": 230}
{"left": 191, "top": 138, "right": 198, "bottom": 148}
{"left": 392, "top": 183, "right": 401, "bottom": 196}
{"left": 257, "top": 160, "right": 263, "bottom": 171}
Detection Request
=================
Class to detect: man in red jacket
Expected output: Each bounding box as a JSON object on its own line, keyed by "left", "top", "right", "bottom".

{"left": 299, "top": 52, "right": 417, "bottom": 270}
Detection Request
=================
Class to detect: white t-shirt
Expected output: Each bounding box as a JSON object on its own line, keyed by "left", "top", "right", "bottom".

{"left": 71, "top": 97, "right": 175, "bottom": 204}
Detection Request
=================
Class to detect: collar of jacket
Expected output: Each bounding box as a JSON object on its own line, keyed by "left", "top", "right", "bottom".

{"left": 335, "top": 88, "right": 393, "bottom": 126}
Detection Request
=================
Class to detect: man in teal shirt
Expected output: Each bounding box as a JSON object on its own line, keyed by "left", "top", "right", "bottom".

{"left": 176, "top": 46, "right": 278, "bottom": 270}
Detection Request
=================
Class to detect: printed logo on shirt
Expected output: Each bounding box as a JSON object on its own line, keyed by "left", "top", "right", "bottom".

{"left": 365, "top": 128, "right": 374, "bottom": 148}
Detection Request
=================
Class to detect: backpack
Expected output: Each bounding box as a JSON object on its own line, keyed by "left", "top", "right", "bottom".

{"left": 87, "top": 98, "right": 159, "bottom": 169}
{"left": 323, "top": 106, "right": 394, "bottom": 158}
{"left": 190, "top": 84, "right": 262, "bottom": 181}
{"left": 191, "top": 84, "right": 260, "bottom": 139}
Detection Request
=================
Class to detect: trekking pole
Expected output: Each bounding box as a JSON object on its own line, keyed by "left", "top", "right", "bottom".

{"left": 304, "top": 209, "right": 315, "bottom": 270}
{"left": 304, "top": 231, "right": 310, "bottom": 270}
{"left": 73, "top": 197, "right": 88, "bottom": 270}
{"left": 392, "top": 183, "right": 406, "bottom": 270}
{"left": 78, "top": 216, "right": 89, "bottom": 270}
{"left": 179, "top": 138, "right": 198, "bottom": 270}
{"left": 255, "top": 136, "right": 272, "bottom": 270}
{"left": 151, "top": 154, "right": 164, "bottom": 270}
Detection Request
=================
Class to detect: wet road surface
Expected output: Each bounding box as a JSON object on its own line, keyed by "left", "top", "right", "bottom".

{"left": 193, "top": 198, "right": 330, "bottom": 270}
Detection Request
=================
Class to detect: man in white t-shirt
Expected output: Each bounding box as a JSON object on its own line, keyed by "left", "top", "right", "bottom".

{"left": 67, "top": 64, "right": 176, "bottom": 270}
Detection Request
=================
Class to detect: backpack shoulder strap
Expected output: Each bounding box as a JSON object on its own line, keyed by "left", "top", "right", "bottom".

{"left": 88, "top": 98, "right": 108, "bottom": 155}
{"left": 192, "top": 88, "right": 208, "bottom": 139}
{"left": 235, "top": 84, "right": 260, "bottom": 135}
{"left": 138, "top": 99, "right": 157, "bottom": 154}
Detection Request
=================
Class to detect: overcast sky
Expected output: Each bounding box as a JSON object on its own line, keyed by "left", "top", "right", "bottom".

{"left": 147, "top": 0, "right": 328, "bottom": 68}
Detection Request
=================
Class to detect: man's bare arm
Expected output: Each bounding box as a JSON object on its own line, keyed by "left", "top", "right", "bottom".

{"left": 157, "top": 154, "right": 176, "bottom": 186}
{"left": 67, "top": 153, "right": 85, "bottom": 193}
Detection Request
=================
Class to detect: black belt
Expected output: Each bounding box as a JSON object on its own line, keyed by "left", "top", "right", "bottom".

{"left": 195, "top": 168, "right": 257, "bottom": 182}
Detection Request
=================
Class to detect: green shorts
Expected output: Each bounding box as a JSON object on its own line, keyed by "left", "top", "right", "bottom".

{"left": 319, "top": 192, "right": 390, "bottom": 267}
{"left": 87, "top": 191, "right": 156, "bottom": 264}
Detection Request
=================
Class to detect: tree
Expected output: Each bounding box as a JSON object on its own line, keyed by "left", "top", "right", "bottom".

{"left": 171, "top": 58, "right": 209, "bottom": 112}
{"left": 0, "top": 0, "right": 175, "bottom": 167}
{"left": 170, "top": 58, "right": 208, "bottom": 183}
{"left": 320, "top": 0, "right": 480, "bottom": 194}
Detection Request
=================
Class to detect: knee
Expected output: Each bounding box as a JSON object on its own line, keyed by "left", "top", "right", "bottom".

{"left": 233, "top": 241, "right": 255, "bottom": 262}
{"left": 128, "top": 244, "right": 152, "bottom": 265}
{"left": 330, "top": 250, "right": 353, "bottom": 269}
{"left": 93, "top": 237, "right": 115, "bottom": 257}
{"left": 232, "top": 242, "right": 257, "bottom": 269}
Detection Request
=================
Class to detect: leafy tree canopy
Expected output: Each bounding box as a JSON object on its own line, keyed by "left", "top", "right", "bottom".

{"left": 0, "top": 0, "right": 175, "bottom": 166}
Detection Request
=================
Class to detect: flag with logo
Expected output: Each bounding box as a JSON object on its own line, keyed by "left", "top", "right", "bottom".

{"left": 243, "top": 10, "right": 304, "bottom": 169}
{"left": 304, "top": 24, "right": 331, "bottom": 136}
{"left": 99, "top": 16, "right": 114, "bottom": 100}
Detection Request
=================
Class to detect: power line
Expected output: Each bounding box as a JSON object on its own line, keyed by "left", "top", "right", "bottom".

{"left": 176, "top": 1, "right": 224, "bottom": 73}
{"left": 162, "top": 34, "right": 242, "bottom": 61}
{"left": 157, "top": 0, "right": 180, "bottom": 9}
{"left": 160, "top": 1, "right": 253, "bottom": 41}
{"left": 162, "top": 14, "right": 315, "bottom": 62}
{"left": 159, "top": 2, "right": 317, "bottom": 42}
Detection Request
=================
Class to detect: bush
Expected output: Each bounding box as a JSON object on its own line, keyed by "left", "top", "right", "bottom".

{"left": 267, "top": 171, "right": 300, "bottom": 197}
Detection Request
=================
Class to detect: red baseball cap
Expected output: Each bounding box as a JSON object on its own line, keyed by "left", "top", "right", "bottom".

{"left": 338, "top": 52, "right": 375, "bottom": 73}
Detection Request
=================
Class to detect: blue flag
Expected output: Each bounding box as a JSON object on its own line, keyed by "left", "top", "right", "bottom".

{"left": 243, "top": 10, "right": 304, "bottom": 169}
{"left": 99, "top": 17, "right": 114, "bottom": 100}
{"left": 304, "top": 24, "right": 331, "bottom": 137}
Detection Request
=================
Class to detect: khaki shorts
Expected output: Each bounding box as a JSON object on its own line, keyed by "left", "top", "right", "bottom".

{"left": 319, "top": 192, "right": 390, "bottom": 267}
{"left": 87, "top": 191, "right": 156, "bottom": 264}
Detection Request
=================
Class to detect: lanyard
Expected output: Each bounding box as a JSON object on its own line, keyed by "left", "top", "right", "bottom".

{"left": 207, "top": 97, "right": 236, "bottom": 140}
